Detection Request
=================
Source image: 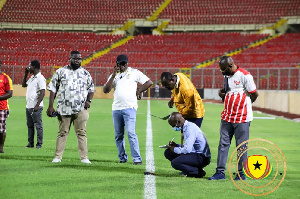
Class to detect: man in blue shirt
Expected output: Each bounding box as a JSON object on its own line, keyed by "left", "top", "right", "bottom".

{"left": 164, "top": 112, "right": 211, "bottom": 178}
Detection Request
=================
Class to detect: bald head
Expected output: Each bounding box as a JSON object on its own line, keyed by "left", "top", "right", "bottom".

{"left": 219, "top": 56, "right": 234, "bottom": 67}
{"left": 219, "top": 56, "right": 236, "bottom": 76}
{"left": 168, "top": 112, "right": 185, "bottom": 127}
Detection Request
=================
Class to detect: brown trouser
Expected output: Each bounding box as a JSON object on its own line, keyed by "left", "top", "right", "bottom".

{"left": 54, "top": 109, "right": 89, "bottom": 160}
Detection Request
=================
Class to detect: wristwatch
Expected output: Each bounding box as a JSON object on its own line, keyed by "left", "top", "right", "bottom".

{"left": 87, "top": 99, "right": 92, "bottom": 103}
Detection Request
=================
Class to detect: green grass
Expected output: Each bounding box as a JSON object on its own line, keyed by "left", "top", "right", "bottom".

{"left": 1, "top": 97, "right": 299, "bottom": 198}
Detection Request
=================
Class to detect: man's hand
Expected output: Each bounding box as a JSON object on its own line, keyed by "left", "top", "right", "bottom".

{"left": 47, "top": 106, "right": 56, "bottom": 117}
{"left": 25, "top": 66, "right": 30, "bottom": 75}
{"left": 168, "top": 141, "right": 176, "bottom": 146}
{"left": 113, "top": 65, "right": 120, "bottom": 76}
{"left": 84, "top": 101, "right": 91, "bottom": 109}
{"left": 168, "top": 99, "right": 174, "bottom": 108}
{"left": 136, "top": 89, "right": 142, "bottom": 100}
{"left": 168, "top": 145, "right": 175, "bottom": 152}
{"left": 218, "top": 89, "right": 225, "bottom": 99}
{"left": 33, "top": 105, "right": 39, "bottom": 112}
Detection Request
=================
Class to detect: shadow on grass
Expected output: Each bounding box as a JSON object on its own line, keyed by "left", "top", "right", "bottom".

{"left": 45, "top": 163, "right": 147, "bottom": 175}
{"left": 1, "top": 154, "right": 181, "bottom": 178}
{"left": 0, "top": 154, "right": 54, "bottom": 161}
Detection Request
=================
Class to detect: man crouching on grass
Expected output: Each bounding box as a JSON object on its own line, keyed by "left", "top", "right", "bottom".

{"left": 164, "top": 112, "right": 211, "bottom": 178}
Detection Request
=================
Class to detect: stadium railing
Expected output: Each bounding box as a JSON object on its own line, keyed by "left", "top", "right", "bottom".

{"left": 3, "top": 66, "right": 299, "bottom": 91}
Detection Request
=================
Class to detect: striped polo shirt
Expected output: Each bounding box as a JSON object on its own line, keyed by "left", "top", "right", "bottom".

{"left": 0, "top": 73, "right": 13, "bottom": 110}
{"left": 221, "top": 67, "right": 257, "bottom": 123}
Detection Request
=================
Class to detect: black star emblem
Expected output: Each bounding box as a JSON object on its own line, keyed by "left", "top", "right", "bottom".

{"left": 253, "top": 161, "right": 262, "bottom": 170}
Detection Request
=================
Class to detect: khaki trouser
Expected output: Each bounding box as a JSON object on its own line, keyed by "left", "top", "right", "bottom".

{"left": 54, "top": 109, "right": 89, "bottom": 160}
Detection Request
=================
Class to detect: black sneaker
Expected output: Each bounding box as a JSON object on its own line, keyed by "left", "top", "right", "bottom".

{"left": 179, "top": 171, "right": 186, "bottom": 175}
{"left": 133, "top": 161, "right": 142, "bottom": 165}
{"left": 24, "top": 145, "right": 34, "bottom": 148}
{"left": 36, "top": 145, "right": 42, "bottom": 149}
{"left": 119, "top": 160, "right": 127, "bottom": 163}
{"left": 198, "top": 168, "right": 206, "bottom": 178}
{"left": 234, "top": 173, "right": 246, "bottom": 181}
{"left": 208, "top": 171, "right": 225, "bottom": 180}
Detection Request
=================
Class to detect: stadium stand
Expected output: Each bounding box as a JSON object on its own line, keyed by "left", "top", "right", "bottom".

{"left": 0, "top": 0, "right": 299, "bottom": 90}
{"left": 0, "top": 30, "right": 123, "bottom": 66}
{"left": 159, "top": 0, "right": 300, "bottom": 25}
{"left": 0, "top": 0, "right": 162, "bottom": 24}
{"left": 208, "top": 33, "right": 300, "bottom": 68}
{"left": 84, "top": 33, "right": 267, "bottom": 68}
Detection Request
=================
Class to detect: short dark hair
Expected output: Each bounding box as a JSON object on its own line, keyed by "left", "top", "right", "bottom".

{"left": 161, "top": 72, "right": 173, "bottom": 81}
{"left": 31, "top": 60, "right": 40, "bottom": 69}
{"left": 70, "top": 51, "right": 81, "bottom": 55}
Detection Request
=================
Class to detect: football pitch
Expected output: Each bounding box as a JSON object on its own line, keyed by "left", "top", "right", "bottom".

{"left": 1, "top": 97, "right": 299, "bottom": 199}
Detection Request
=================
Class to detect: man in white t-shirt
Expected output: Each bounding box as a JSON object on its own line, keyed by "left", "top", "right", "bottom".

{"left": 103, "top": 54, "right": 153, "bottom": 165}
{"left": 22, "top": 60, "right": 46, "bottom": 149}
{"left": 209, "top": 56, "right": 259, "bottom": 181}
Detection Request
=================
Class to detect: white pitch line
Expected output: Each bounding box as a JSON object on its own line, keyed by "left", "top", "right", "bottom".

{"left": 253, "top": 116, "right": 276, "bottom": 120}
{"left": 144, "top": 100, "right": 156, "bottom": 199}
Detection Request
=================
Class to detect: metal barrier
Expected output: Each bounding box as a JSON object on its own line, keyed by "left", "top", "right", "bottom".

{"left": 3, "top": 66, "right": 300, "bottom": 90}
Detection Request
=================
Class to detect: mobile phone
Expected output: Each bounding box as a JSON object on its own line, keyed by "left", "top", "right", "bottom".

{"left": 50, "top": 111, "right": 58, "bottom": 117}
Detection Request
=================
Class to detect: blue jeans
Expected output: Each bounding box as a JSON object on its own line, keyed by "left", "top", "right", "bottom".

{"left": 112, "top": 108, "right": 142, "bottom": 163}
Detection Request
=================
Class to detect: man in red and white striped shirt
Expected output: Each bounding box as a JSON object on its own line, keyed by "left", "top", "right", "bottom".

{"left": 209, "top": 56, "right": 259, "bottom": 181}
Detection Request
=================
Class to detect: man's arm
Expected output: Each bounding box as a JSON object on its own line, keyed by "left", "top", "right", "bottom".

{"left": 173, "top": 130, "right": 195, "bottom": 154}
{"left": 136, "top": 80, "right": 153, "bottom": 100}
{"left": 46, "top": 91, "right": 56, "bottom": 117}
{"left": 103, "top": 66, "right": 119, "bottom": 93}
{"left": 250, "top": 90, "right": 259, "bottom": 103}
{"left": 84, "top": 92, "right": 94, "bottom": 109}
{"left": 34, "top": 89, "right": 45, "bottom": 111}
{"left": 177, "top": 89, "right": 195, "bottom": 117}
{"left": 22, "top": 67, "right": 30, "bottom": 87}
{"left": 0, "top": 90, "right": 12, "bottom": 100}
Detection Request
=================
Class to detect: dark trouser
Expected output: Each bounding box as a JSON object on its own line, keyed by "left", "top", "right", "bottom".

{"left": 185, "top": 117, "right": 203, "bottom": 128}
{"left": 216, "top": 120, "right": 250, "bottom": 174}
{"left": 26, "top": 107, "right": 43, "bottom": 147}
{"left": 164, "top": 149, "right": 210, "bottom": 176}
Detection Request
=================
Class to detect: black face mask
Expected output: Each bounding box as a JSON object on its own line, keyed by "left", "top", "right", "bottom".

{"left": 70, "top": 63, "right": 80, "bottom": 70}
{"left": 222, "top": 71, "right": 233, "bottom": 76}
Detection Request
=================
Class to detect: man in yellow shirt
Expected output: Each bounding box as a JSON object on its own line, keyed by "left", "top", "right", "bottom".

{"left": 161, "top": 72, "right": 205, "bottom": 128}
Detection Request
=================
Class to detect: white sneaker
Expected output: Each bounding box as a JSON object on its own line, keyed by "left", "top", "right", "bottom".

{"left": 81, "top": 159, "right": 92, "bottom": 164}
{"left": 52, "top": 158, "right": 61, "bottom": 163}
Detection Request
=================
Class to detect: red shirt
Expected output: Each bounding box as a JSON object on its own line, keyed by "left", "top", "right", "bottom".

{"left": 0, "top": 73, "right": 13, "bottom": 110}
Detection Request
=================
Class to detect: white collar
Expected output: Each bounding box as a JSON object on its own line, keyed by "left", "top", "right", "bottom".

{"left": 175, "top": 75, "right": 180, "bottom": 88}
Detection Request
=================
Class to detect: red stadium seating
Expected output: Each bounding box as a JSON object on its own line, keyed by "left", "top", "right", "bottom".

{"left": 0, "top": 30, "right": 123, "bottom": 67}
{"left": 0, "top": 30, "right": 299, "bottom": 89}
{"left": 159, "top": 0, "right": 300, "bottom": 25}
{"left": 1, "top": 0, "right": 298, "bottom": 25}
{"left": 0, "top": 0, "right": 162, "bottom": 24}
{"left": 85, "top": 33, "right": 266, "bottom": 68}
{"left": 209, "top": 33, "right": 300, "bottom": 69}
{"left": 0, "top": 30, "right": 123, "bottom": 83}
